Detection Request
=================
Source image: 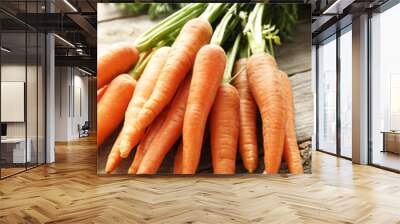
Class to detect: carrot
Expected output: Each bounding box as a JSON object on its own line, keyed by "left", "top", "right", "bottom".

{"left": 280, "top": 71, "right": 303, "bottom": 174}
{"left": 137, "top": 75, "right": 192, "bottom": 174}
{"left": 97, "top": 85, "right": 108, "bottom": 102}
{"left": 232, "top": 59, "right": 259, "bottom": 173}
{"left": 244, "top": 4, "right": 287, "bottom": 174}
{"left": 105, "top": 133, "right": 123, "bottom": 173}
{"left": 210, "top": 84, "right": 240, "bottom": 174}
{"left": 247, "top": 53, "right": 286, "bottom": 174}
{"left": 107, "top": 105, "right": 168, "bottom": 174}
{"left": 181, "top": 44, "right": 226, "bottom": 174}
{"left": 208, "top": 33, "right": 241, "bottom": 175}
{"left": 127, "top": 106, "right": 169, "bottom": 174}
{"left": 173, "top": 142, "right": 183, "bottom": 174}
{"left": 97, "top": 74, "right": 136, "bottom": 147}
{"left": 97, "top": 43, "right": 139, "bottom": 89}
{"left": 179, "top": 4, "right": 239, "bottom": 174}
{"left": 118, "top": 47, "right": 171, "bottom": 158}
{"left": 120, "top": 18, "right": 212, "bottom": 158}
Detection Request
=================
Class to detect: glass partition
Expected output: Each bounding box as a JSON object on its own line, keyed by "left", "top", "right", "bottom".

{"left": 38, "top": 32, "right": 45, "bottom": 165}
{"left": 27, "top": 30, "right": 38, "bottom": 169}
{"left": 339, "top": 26, "right": 352, "bottom": 158}
{"left": 1, "top": 31, "right": 27, "bottom": 178}
{"left": 0, "top": 1, "right": 46, "bottom": 179}
{"left": 317, "top": 35, "right": 337, "bottom": 154}
{"left": 370, "top": 3, "right": 400, "bottom": 171}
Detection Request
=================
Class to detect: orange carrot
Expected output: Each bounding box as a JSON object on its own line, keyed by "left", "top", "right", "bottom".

{"left": 232, "top": 58, "right": 258, "bottom": 173}
{"left": 210, "top": 84, "right": 240, "bottom": 174}
{"left": 137, "top": 75, "right": 192, "bottom": 174}
{"left": 182, "top": 44, "right": 226, "bottom": 174}
{"left": 97, "top": 43, "right": 139, "bottom": 89}
{"left": 247, "top": 53, "right": 286, "bottom": 174}
{"left": 118, "top": 47, "right": 171, "bottom": 158}
{"left": 97, "top": 74, "right": 136, "bottom": 147}
{"left": 105, "top": 133, "right": 123, "bottom": 173}
{"left": 120, "top": 18, "right": 212, "bottom": 157}
{"left": 97, "top": 85, "right": 108, "bottom": 102}
{"left": 280, "top": 71, "right": 303, "bottom": 174}
{"left": 127, "top": 107, "right": 169, "bottom": 174}
{"left": 173, "top": 142, "right": 183, "bottom": 174}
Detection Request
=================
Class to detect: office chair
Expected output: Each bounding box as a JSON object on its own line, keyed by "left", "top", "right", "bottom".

{"left": 79, "top": 121, "right": 90, "bottom": 138}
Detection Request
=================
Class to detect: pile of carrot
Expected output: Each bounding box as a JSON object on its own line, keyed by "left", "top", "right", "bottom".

{"left": 97, "top": 3, "right": 304, "bottom": 175}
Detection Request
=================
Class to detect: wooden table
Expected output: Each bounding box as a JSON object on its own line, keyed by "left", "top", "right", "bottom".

{"left": 381, "top": 131, "right": 400, "bottom": 154}
{"left": 1, "top": 137, "right": 32, "bottom": 165}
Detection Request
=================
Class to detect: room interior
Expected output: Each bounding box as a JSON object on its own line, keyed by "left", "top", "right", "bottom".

{"left": 0, "top": 0, "right": 96, "bottom": 179}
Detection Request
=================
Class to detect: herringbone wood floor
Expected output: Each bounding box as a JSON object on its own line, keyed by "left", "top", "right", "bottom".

{"left": 1, "top": 136, "right": 399, "bottom": 224}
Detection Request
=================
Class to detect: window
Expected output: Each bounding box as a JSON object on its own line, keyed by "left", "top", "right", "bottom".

{"left": 339, "top": 27, "right": 352, "bottom": 158}
{"left": 316, "top": 24, "right": 353, "bottom": 159}
{"left": 317, "top": 35, "right": 337, "bottom": 154}
{"left": 370, "top": 2, "right": 400, "bottom": 171}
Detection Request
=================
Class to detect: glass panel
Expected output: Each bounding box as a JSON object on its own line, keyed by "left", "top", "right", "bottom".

{"left": 317, "top": 36, "right": 337, "bottom": 154}
{"left": 0, "top": 1, "right": 46, "bottom": 178}
{"left": 371, "top": 4, "right": 400, "bottom": 171}
{"left": 38, "top": 32, "right": 45, "bottom": 165}
{"left": 1, "top": 30, "right": 27, "bottom": 177}
{"left": 339, "top": 28, "right": 352, "bottom": 158}
{"left": 27, "top": 30, "right": 38, "bottom": 168}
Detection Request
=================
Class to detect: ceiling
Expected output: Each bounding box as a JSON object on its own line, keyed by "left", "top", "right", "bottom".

{"left": 0, "top": 0, "right": 97, "bottom": 74}
{"left": 311, "top": 0, "right": 392, "bottom": 43}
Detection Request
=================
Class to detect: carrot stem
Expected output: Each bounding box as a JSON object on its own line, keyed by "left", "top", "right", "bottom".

{"left": 130, "top": 50, "right": 155, "bottom": 80}
{"left": 135, "top": 3, "right": 207, "bottom": 52}
{"left": 223, "top": 34, "right": 241, "bottom": 83}
{"left": 239, "top": 37, "right": 249, "bottom": 59}
{"left": 156, "top": 29, "right": 180, "bottom": 47}
{"left": 200, "top": 3, "right": 229, "bottom": 24}
{"left": 210, "top": 4, "right": 238, "bottom": 46}
{"left": 244, "top": 3, "right": 266, "bottom": 54}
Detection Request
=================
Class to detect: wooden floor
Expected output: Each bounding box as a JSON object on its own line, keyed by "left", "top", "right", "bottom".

{"left": 373, "top": 150, "right": 400, "bottom": 171}
{"left": 0, "top": 136, "right": 400, "bottom": 224}
{"left": 1, "top": 167, "right": 26, "bottom": 178}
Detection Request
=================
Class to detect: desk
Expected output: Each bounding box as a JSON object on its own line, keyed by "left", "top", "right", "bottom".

{"left": 381, "top": 131, "right": 400, "bottom": 154}
{"left": 1, "top": 138, "right": 31, "bottom": 163}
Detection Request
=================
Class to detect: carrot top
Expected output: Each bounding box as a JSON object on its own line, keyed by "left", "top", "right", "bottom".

{"left": 199, "top": 3, "right": 230, "bottom": 24}
{"left": 134, "top": 3, "right": 207, "bottom": 52}
{"left": 244, "top": 3, "right": 281, "bottom": 57}
{"left": 223, "top": 34, "right": 241, "bottom": 84}
{"left": 129, "top": 50, "right": 155, "bottom": 80}
{"left": 244, "top": 3, "right": 266, "bottom": 55}
{"left": 209, "top": 4, "right": 239, "bottom": 46}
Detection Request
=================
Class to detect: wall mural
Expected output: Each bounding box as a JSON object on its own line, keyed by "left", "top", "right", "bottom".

{"left": 97, "top": 3, "right": 313, "bottom": 175}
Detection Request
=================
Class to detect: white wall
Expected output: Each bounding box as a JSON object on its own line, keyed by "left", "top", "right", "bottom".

{"left": 54, "top": 67, "right": 89, "bottom": 141}
{"left": 1, "top": 65, "right": 35, "bottom": 138}
{"left": 1, "top": 65, "right": 25, "bottom": 138}
{"left": 72, "top": 73, "right": 89, "bottom": 138}
{"left": 55, "top": 66, "right": 70, "bottom": 141}
{"left": 1, "top": 63, "right": 46, "bottom": 164}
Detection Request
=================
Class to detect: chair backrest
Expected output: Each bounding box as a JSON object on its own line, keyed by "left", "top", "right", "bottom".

{"left": 82, "top": 121, "right": 90, "bottom": 129}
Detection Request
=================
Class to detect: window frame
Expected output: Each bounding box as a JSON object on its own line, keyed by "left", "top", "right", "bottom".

{"left": 367, "top": 1, "right": 400, "bottom": 173}
{"left": 315, "top": 22, "right": 353, "bottom": 161}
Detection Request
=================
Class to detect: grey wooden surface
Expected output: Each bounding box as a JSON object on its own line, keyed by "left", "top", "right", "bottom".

{"left": 97, "top": 4, "right": 313, "bottom": 174}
